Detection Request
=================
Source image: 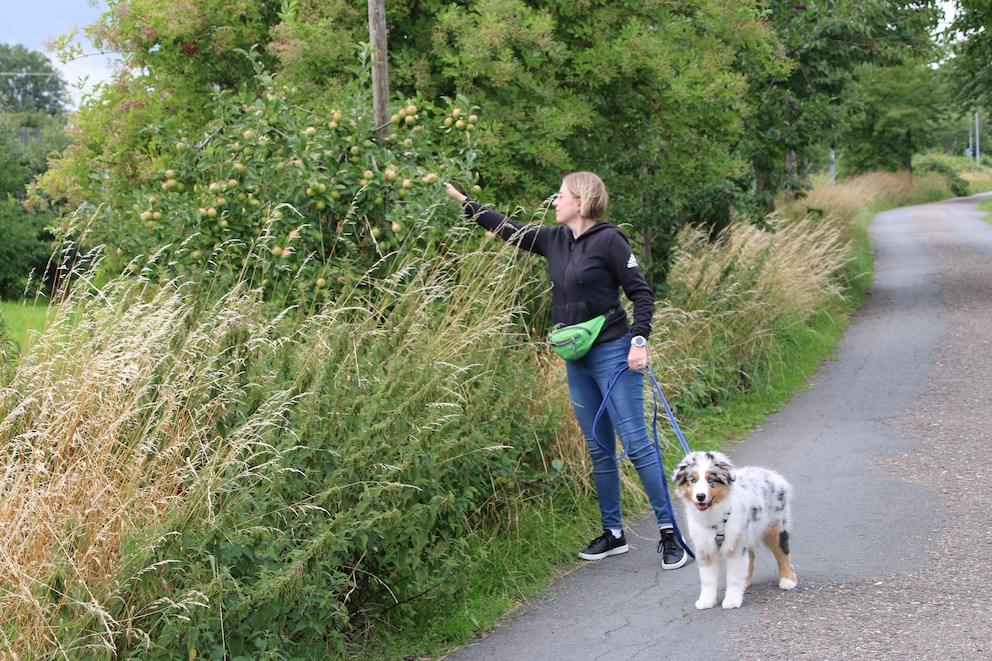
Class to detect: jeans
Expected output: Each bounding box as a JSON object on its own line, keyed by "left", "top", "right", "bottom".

{"left": 566, "top": 334, "right": 674, "bottom": 531}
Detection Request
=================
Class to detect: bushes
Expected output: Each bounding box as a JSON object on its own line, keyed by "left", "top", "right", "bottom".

{"left": 0, "top": 198, "right": 55, "bottom": 299}
{"left": 912, "top": 153, "right": 970, "bottom": 197}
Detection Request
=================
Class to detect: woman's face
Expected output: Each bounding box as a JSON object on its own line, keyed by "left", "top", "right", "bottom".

{"left": 553, "top": 182, "right": 580, "bottom": 224}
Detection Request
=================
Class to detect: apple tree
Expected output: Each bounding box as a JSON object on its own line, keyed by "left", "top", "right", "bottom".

{"left": 76, "top": 52, "right": 480, "bottom": 306}
{"left": 36, "top": 0, "right": 788, "bottom": 288}
{"left": 268, "top": 0, "right": 789, "bottom": 285}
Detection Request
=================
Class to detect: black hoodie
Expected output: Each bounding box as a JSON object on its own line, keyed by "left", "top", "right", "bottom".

{"left": 461, "top": 199, "right": 654, "bottom": 345}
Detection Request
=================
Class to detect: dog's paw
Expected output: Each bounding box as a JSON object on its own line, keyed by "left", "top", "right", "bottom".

{"left": 779, "top": 577, "right": 798, "bottom": 590}
{"left": 695, "top": 598, "right": 717, "bottom": 610}
{"left": 721, "top": 595, "right": 743, "bottom": 609}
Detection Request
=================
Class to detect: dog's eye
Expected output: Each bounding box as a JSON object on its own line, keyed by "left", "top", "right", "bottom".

{"left": 707, "top": 477, "right": 718, "bottom": 485}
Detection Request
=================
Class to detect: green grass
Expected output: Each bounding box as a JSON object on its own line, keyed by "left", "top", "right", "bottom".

{"left": 686, "top": 305, "right": 852, "bottom": 449}
{"left": 0, "top": 299, "right": 48, "bottom": 351}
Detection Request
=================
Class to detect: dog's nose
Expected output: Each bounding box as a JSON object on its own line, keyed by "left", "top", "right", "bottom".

{"left": 695, "top": 493, "right": 706, "bottom": 502}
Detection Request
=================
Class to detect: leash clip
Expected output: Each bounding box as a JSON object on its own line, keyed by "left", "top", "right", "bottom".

{"left": 713, "top": 509, "right": 730, "bottom": 548}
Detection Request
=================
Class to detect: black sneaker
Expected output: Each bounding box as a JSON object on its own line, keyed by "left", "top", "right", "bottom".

{"left": 578, "top": 530, "right": 629, "bottom": 560}
{"left": 658, "top": 528, "right": 689, "bottom": 570}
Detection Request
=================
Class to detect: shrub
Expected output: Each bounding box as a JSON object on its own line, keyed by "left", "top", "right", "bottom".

{"left": 0, "top": 198, "right": 55, "bottom": 300}
{"left": 912, "top": 153, "right": 970, "bottom": 197}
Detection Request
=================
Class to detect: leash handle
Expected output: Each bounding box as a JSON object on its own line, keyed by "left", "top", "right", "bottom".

{"left": 591, "top": 362, "right": 691, "bottom": 457}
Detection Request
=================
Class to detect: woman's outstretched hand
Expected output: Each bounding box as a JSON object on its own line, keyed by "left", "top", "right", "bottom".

{"left": 445, "top": 182, "right": 467, "bottom": 202}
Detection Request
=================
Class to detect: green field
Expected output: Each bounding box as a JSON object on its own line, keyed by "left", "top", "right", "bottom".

{"left": 0, "top": 300, "right": 48, "bottom": 350}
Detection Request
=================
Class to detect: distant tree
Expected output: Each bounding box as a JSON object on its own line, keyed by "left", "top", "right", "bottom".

{"left": 740, "top": 0, "right": 943, "bottom": 212}
{"left": 0, "top": 116, "right": 32, "bottom": 198}
{"left": 3, "top": 112, "right": 69, "bottom": 185}
{"left": 0, "top": 113, "right": 63, "bottom": 301}
{"left": 947, "top": 1, "right": 992, "bottom": 106}
{"left": 0, "top": 44, "right": 68, "bottom": 115}
{"left": 840, "top": 61, "right": 949, "bottom": 174}
{"left": 0, "top": 197, "right": 54, "bottom": 300}
{"left": 0, "top": 46, "right": 69, "bottom": 300}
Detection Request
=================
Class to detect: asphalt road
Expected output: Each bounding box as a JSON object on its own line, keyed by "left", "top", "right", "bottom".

{"left": 444, "top": 192, "right": 992, "bottom": 661}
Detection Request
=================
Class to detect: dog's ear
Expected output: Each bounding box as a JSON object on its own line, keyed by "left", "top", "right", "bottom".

{"left": 672, "top": 456, "right": 692, "bottom": 484}
{"left": 714, "top": 459, "right": 736, "bottom": 483}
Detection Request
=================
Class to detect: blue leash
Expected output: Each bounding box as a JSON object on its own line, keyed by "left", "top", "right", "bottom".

{"left": 592, "top": 361, "right": 694, "bottom": 558}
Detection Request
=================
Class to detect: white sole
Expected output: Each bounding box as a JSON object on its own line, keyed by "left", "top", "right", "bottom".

{"left": 578, "top": 544, "right": 629, "bottom": 561}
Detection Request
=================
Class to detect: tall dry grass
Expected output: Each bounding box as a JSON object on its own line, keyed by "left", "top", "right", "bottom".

{"left": 784, "top": 170, "right": 955, "bottom": 228}
{"left": 647, "top": 210, "right": 853, "bottom": 414}
{"left": 0, "top": 267, "right": 303, "bottom": 655}
{"left": 0, "top": 215, "right": 564, "bottom": 656}
{"left": 796, "top": 171, "right": 915, "bottom": 222}
{"left": 537, "top": 211, "right": 854, "bottom": 496}
{"left": 962, "top": 166, "right": 992, "bottom": 193}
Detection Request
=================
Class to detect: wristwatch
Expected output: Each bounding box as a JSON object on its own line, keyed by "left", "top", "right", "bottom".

{"left": 631, "top": 335, "right": 647, "bottom": 348}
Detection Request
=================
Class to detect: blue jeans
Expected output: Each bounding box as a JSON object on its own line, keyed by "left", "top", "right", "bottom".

{"left": 566, "top": 334, "right": 674, "bottom": 531}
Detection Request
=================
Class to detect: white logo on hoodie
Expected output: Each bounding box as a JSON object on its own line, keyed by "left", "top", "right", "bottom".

{"left": 627, "top": 253, "right": 639, "bottom": 269}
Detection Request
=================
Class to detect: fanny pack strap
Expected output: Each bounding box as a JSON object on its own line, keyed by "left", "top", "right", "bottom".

{"left": 600, "top": 305, "right": 621, "bottom": 323}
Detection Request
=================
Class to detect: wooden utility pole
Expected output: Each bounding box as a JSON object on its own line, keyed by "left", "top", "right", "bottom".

{"left": 368, "top": 0, "right": 390, "bottom": 138}
{"left": 976, "top": 109, "right": 981, "bottom": 166}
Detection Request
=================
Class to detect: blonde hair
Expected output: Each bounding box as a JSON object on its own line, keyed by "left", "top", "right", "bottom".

{"left": 563, "top": 171, "right": 609, "bottom": 220}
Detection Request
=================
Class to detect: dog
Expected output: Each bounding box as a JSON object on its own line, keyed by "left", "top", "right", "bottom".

{"left": 672, "top": 451, "right": 798, "bottom": 610}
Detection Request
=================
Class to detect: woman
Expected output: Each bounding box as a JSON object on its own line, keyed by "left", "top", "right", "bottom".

{"left": 445, "top": 172, "right": 688, "bottom": 570}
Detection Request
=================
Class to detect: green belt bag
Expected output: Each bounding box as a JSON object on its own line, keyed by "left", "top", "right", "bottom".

{"left": 548, "top": 314, "right": 607, "bottom": 361}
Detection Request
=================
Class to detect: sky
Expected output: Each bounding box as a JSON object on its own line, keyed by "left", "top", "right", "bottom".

{"left": 0, "top": 0, "right": 117, "bottom": 109}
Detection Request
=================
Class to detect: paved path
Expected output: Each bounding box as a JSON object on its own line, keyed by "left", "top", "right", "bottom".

{"left": 445, "top": 193, "right": 992, "bottom": 660}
